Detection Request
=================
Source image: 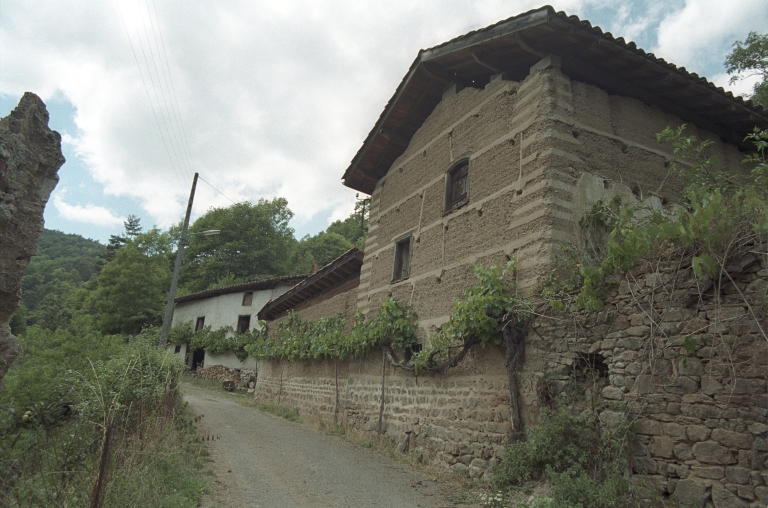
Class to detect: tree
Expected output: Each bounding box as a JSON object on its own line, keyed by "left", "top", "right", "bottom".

{"left": 124, "top": 214, "right": 143, "bottom": 238}
{"left": 95, "top": 216, "right": 145, "bottom": 271}
{"left": 292, "top": 232, "right": 353, "bottom": 271}
{"left": 179, "top": 199, "right": 297, "bottom": 293}
{"left": 725, "top": 32, "right": 768, "bottom": 108}
{"left": 94, "top": 228, "right": 172, "bottom": 334}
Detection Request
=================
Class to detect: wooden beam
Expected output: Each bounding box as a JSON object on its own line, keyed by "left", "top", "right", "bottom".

{"left": 378, "top": 127, "right": 410, "bottom": 147}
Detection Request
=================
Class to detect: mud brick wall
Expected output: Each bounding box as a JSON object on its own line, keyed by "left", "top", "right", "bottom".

{"left": 255, "top": 60, "right": 762, "bottom": 496}
{"left": 356, "top": 63, "right": 745, "bottom": 344}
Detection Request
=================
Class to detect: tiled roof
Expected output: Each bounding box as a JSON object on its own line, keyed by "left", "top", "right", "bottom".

{"left": 342, "top": 5, "right": 768, "bottom": 194}
{"left": 174, "top": 274, "right": 307, "bottom": 304}
{"left": 258, "top": 248, "right": 364, "bottom": 320}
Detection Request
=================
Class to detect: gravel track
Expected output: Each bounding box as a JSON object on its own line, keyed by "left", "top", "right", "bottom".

{"left": 182, "top": 383, "right": 463, "bottom": 508}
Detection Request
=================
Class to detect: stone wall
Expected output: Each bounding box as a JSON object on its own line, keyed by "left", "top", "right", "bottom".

{"left": 255, "top": 345, "right": 511, "bottom": 478}
{"left": 255, "top": 255, "right": 767, "bottom": 503}
{"left": 526, "top": 253, "right": 768, "bottom": 507}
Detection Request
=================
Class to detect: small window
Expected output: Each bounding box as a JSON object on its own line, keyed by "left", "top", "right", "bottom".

{"left": 242, "top": 292, "right": 253, "bottom": 306}
{"left": 237, "top": 315, "right": 251, "bottom": 334}
{"left": 444, "top": 160, "right": 469, "bottom": 212}
{"left": 195, "top": 317, "right": 205, "bottom": 331}
{"left": 392, "top": 235, "right": 412, "bottom": 282}
{"left": 174, "top": 345, "right": 182, "bottom": 354}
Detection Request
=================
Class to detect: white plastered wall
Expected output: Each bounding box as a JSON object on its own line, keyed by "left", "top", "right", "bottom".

{"left": 166, "top": 281, "right": 296, "bottom": 369}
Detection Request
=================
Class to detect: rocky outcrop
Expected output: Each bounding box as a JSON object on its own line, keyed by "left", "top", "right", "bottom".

{"left": 0, "top": 93, "right": 64, "bottom": 384}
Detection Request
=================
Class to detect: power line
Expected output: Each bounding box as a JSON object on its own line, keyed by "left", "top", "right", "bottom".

{"left": 198, "top": 175, "right": 237, "bottom": 205}
{"left": 118, "top": 1, "right": 238, "bottom": 211}
{"left": 116, "top": 0, "right": 186, "bottom": 189}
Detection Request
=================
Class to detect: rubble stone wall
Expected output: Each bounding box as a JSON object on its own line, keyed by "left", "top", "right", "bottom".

{"left": 255, "top": 257, "right": 768, "bottom": 505}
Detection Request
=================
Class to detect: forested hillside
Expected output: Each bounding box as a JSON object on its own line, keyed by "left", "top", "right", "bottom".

{"left": 12, "top": 202, "right": 368, "bottom": 334}
{"left": 18, "top": 229, "right": 103, "bottom": 329}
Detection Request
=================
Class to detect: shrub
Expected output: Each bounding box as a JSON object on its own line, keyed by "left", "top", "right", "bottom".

{"left": 493, "top": 407, "right": 634, "bottom": 508}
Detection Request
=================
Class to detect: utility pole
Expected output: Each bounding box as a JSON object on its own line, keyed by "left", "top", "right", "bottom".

{"left": 160, "top": 172, "right": 198, "bottom": 347}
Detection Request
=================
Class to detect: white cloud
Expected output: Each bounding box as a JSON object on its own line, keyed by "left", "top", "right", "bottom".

{"left": 2, "top": 0, "right": 763, "bottom": 240}
{"left": 52, "top": 194, "right": 125, "bottom": 227}
{"left": 654, "top": 0, "right": 768, "bottom": 76}
{"left": 710, "top": 73, "right": 762, "bottom": 99}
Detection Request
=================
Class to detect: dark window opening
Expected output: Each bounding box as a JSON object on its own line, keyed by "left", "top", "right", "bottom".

{"left": 392, "top": 235, "right": 412, "bottom": 282}
{"left": 242, "top": 292, "right": 254, "bottom": 306}
{"left": 404, "top": 343, "right": 423, "bottom": 362}
{"left": 574, "top": 353, "right": 609, "bottom": 378}
{"left": 237, "top": 315, "right": 251, "bottom": 334}
{"left": 191, "top": 349, "right": 205, "bottom": 371}
{"left": 174, "top": 345, "right": 181, "bottom": 354}
{"left": 445, "top": 160, "right": 469, "bottom": 212}
{"left": 195, "top": 317, "right": 205, "bottom": 331}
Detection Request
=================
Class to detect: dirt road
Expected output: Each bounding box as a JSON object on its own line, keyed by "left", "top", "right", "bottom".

{"left": 182, "top": 383, "right": 465, "bottom": 508}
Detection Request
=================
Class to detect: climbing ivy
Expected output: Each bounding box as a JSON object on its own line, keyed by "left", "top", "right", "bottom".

{"left": 170, "top": 322, "right": 265, "bottom": 361}
{"left": 410, "top": 260, "right": 530, "bottom": 372}
{"left": 545, "top": 126, "right": 768, "bottom": 311}
{"left": 242, "top": 260, "right": 530, "bottom": 374}
{"left": 244, "top": 298, "right": 419, "bottom": 362}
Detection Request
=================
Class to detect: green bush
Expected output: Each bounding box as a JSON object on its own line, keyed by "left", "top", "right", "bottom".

{"left": 493, "top": 407, "right": 634, "bottom": 508}
{"left": 0, "top": 326, "right": 204, "bottom": 507}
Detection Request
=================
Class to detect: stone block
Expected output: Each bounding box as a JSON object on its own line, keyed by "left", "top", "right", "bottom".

{"left": 674, "top": 443, "right": 694, "bottom": 461}
{"left": 749, "top": 423, "right": 768, "bottom": 437}
{"left": 663, "top": 375, "right": 700, "bottom": 394}
{"left": 679, "top": 357, "right": 704, "bottom": 376}
{"left": 636, "top": 418, "right": 663, "bottom": 435}
{"left": 693, "top": 441, "right": 736, "bottom": 465}
{"left": 635, "top": 375, "right": 659, "bottom": 394}
{"left": 755, "top": 486, "right": 768, "bottom": 504}
{"left": 711, "top": 486, "right": 748, "bottom": 508}
{"left": 736, "top": 485, "right": 754, "bottom": 501}
{"left": 626, "top": 326, "right": 650, "bottom": 337}
{"left": 688, "top": 425, "right": 712, "bottom": 442}
{"left": 725, "top": 466, "right": 750, "bottom": 485}
{"left": 450, "top": 462, "right": 468, "bottom": 474}
{"left": 692, "top": 465, "right": 724, "bottom": 479}
{"left": 711, "top": 429, "right": 753, "bottom": 449}
{"left": 648, "top": 435, "right": 676, "bottom": 459}
{"left": 618, "top": 337, "right": 644, "bottom": 350}
{"left": 672, "top": 478, "right": 707, "bottom": 508}
{"left": 651, "top": 359, "right": 673, "bottom": 375}
{"left": 602, "top": 386, "right": 623, "bottom": 400}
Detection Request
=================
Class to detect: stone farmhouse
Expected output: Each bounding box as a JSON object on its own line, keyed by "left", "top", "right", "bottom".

{"left": 254, "top": 7, "right": 768, "bottom": 505}
{"left": 168, "top": 275, "right": 303, "bottom": 370}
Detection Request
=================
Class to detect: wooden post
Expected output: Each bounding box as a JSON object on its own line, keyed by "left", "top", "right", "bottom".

{"left": 160, "top": 172, "right": 198, "bottom": 346}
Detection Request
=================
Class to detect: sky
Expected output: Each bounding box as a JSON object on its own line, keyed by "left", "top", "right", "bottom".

{"left": 1, "top": 0, "right": 765, "bottom": 244}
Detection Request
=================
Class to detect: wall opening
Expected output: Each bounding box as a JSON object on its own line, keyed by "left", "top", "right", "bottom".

{"left": 392, "top": 234, "right": 412, "bottom": 282}
{"left": 242, "top": 292, "right": 254, "bottom": 306}
{"left": 237, "top": 315, "right": 251, "bottom": 334}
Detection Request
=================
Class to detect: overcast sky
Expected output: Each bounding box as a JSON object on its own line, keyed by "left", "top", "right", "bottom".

{"left": 1, "top": 0, "right": 765, "bottom": 244}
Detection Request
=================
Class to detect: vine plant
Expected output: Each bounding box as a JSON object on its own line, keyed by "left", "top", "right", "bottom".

{"left": 242, "top": 261, "right": 531, "bottom": 375}
{"left": 544, "top": 126, "right": 768, "bottom": 319}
